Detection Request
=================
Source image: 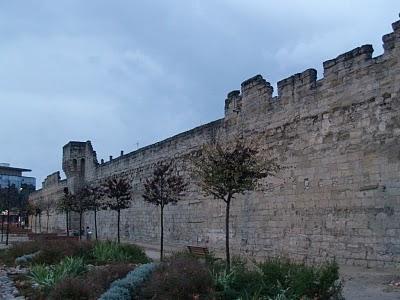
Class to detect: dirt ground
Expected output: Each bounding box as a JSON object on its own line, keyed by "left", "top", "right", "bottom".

{"left": 341, "top": 265, "right": 400, "bottom": 300}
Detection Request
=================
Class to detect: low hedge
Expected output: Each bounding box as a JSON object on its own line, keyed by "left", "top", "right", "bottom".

{"left": 15, "top": 250, "right": 41, "bottom": 265}
{"left": 99, "top": 263, "right": 156, "bottom": 300}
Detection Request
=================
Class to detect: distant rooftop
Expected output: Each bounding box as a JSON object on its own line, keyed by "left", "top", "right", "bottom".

{"left": 0, "top": 163, "right": 31, "bottom": 173}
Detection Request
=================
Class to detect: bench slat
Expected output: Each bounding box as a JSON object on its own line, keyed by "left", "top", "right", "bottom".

{"left": 187, "top": 245, "right": 209, "bottom": 257}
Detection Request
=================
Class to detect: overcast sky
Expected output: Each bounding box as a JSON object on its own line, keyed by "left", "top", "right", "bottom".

{"left": 0, "top": 1, "right": 398, "bottom": 187}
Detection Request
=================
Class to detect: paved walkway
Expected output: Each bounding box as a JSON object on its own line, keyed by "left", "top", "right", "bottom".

{"left": 341, "top": 265, "right": 400, "bottom": 300}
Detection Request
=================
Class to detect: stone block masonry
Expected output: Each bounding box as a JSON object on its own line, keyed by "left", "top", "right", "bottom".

{"left": 30, "top": 18, "right": 400, "bottom": 267}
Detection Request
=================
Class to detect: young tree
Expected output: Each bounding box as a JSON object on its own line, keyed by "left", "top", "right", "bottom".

{"left": 143, "top": 162, "right": 187, "bottom": 261}
{"left": 85, "top": 185, "right": 103, "bottom": 240}
{"left": 39, "top": 197, "right": 54, "bottom": 233}
{"left": 57, "top": 187, "right": 74, "bottom": 237}
{"left": 192, "top": 140, "right": 279, "bottom": 271}
{"left": 71, "top": 187, "right": 92, "bottom": 240}
{"left": 26, "top": 200, "right": 36, "bottom": 230}
{"left": 35, "top": 202, "right": 43, "bottom": 233}
{"left": 102, "top": 178, "right": 132, "bottom": 243}
{"left": 18, "top": 184, "right": 35, "bottom": 227}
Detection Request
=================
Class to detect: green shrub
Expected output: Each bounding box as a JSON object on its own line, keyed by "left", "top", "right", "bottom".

{"left": 49, "top": 263, "right": 134, "bottom": 300}
{"left": 99, "top": 263, "right": 156, "bottom": 300}
{"left": 142, "top": 253, "right": 214, "bottom": 300}
{"left": 29, "top": 256, "right": 87, "bottom": 290}
{"left": 212, "top": 257, "right": 264, "bottom": 299}
{"left": 259, "top": 259, "right": 342, "bottom": 299}
{"left": 211, "top": 258, "right": 343, "bottom": 300}
{"left": 92, "top": 241, "right": 149, "bottom": 264}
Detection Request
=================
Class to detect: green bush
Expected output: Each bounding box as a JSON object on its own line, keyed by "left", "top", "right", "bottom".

{"left": 259, "top": 259, "right": 342, "bottom": 299}
{"left": 29, "top": 256, "right": 87, "bottom": 290}
{"left": 211, "top": 257, "right": 343, "bottom": 300}
{"left": 212, "top": 257, "right": 263, "bottom": 299}
{"left": 92, "top": 241, "right": 149, "bottom": 264}
{"left": 99, "top": 263, "right": 156, "bottom": 300}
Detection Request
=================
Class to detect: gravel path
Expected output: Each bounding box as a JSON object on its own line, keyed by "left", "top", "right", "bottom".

{"left": 0, "top": 266, "right": 27, "bottom": 300}
{"left": 341, "top": 265, "right": 400, "bottom": 300}
{"left": 0, "top": 267, "right": 26, "bottom": 300}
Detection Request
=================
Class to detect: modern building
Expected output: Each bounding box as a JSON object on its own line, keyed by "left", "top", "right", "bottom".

{"left": 0, "top": 163, "right": 36, "bottom": 189}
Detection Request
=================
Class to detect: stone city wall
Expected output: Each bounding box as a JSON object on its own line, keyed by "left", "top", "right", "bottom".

{"left": 30, "top": 18, "right": 400, "bottom": 267}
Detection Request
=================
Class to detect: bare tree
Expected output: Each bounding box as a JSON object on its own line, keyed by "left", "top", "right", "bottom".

{"left": 143, "top": 162, "right": 186, "bottom": 261}
{"left": 192, "top": 140, "right": 279, "bottom": 270}
{"left": 102, "top": 178, "right": 132, "bottom": 243}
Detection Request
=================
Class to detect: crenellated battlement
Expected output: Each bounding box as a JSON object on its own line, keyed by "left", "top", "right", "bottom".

{"left": 277, "top": 68, "right": 317, "bottom": 104}
{"left": 322, "top": 44, "right": 373, "bottom": 77}
{"left": 383, "top": 18, "right": 400, "bottom": 52}
{"left": 225, "top": 16, "right": 400, "bottom": 120}
{"left": 224, "top": 90, "right": 241, "bottom": 118}
{"left": 42, "top": 171, "right": 62, "bottom": 188}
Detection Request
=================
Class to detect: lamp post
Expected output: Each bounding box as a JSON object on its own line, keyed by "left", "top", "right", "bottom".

{"left": 5, "top": 181, "right": 10, "bottom": 246}
{"left": 0, "top": 211, "right": 4, "bottom": 243}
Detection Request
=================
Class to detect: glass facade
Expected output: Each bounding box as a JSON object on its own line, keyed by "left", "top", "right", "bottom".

{"left": 0, "top": 164, "right": 36, "bottom": 190}
{"left": 0, "top": 174, "right": 36, "bottom": 189}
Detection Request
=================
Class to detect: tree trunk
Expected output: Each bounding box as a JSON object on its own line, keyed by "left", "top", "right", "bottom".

{"left": 6, "top": 209, "right": 10, "bottom": 246}
{"left": 39, "top": 213, "right": 42, "bottom": 233}
{"left": 66, "top": 211, "right": 69, "bottom": 237}
{"left": 160, "top": 205, "right": 164, "bottom": 261}
{"left": 1, "top": 215, "right": 4, "bottom": 243}
{"left": 79, "top": 212, "right": 82, "bottom": 240}
{"left": 117, "top": 209, "right": 121, "bottom": 244}
{"left": 34, "top": 214, "right": 37, "bottom": 233}
{"left": 94, "top": 208, "right": 98, "bottom": 240}
{"left": 46, "top": 213, "right": 49, "bottom": 233}
{"left": 225, "top": 197, "right": 231, "bottom": 272}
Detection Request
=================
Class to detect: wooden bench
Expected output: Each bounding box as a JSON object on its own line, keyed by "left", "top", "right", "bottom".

{"left": 187, "top": 245, "right": 210, "bottom": 258}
